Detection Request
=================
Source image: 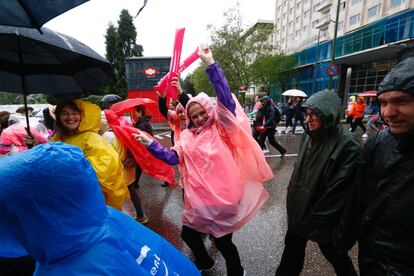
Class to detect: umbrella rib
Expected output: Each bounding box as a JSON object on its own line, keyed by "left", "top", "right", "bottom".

{"left": 17, "top": 0, "right": 42, "bottom": 31}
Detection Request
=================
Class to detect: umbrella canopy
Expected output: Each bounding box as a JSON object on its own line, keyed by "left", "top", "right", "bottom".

{"left": 110, "top": 98, "right": 156, "bottom": 115}
{"left": 0, "top": 26, "right": 115, "bottom": 94}
{"left": 0, "top": 25, "right": 115, "bottom": 136}
{"left": 102, "top": 94, "right": 122, "bottom": 104}
{"left": 359, "top": 90, "right": 377, "bottom": 97}
{"left": 282, "top": 89, "right": 308, "bottom": 97}
{"left": 0, "top": 0, "right": 89, "bottom": 30}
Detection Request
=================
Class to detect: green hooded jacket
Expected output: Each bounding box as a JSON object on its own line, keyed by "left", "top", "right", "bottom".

{"left": 286, "top": 91, "right": 360, "bottom": 243}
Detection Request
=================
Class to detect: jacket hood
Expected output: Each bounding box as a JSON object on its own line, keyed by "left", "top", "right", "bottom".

{"left": 76, "top": 99, "right": 101, "bottom": 133}
{"left": 185, "top": 92, "right": 215, "bottom": 131}
{"left": 302, "top": 91, "right": 341, "bottom": 128}
{"left": 378, "top": 57, "right": 414, "bottom": 97}
{"left": 260, "top": 96, "right": 273, "bottom": 107}
{"left": 0, "top": 143, "right": 108, "bottom": 263}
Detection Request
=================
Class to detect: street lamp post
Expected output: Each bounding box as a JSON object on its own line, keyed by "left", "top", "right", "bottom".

{"left": 327, "top": 0, "right": 342, "bottom": 90}
{"left": 312, "top": 28, "right": 321, "bottom": 94}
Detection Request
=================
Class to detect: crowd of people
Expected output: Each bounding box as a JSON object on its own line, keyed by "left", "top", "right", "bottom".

{"left": 0, "top": 48, "right": 413, "bottom": 276}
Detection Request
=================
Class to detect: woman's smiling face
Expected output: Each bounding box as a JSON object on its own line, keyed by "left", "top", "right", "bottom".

{"left": 59, "top": 106, "right": 81, "bottom": 133}
{"left": 188, "top": 103, "right": 209, "bottom": 127}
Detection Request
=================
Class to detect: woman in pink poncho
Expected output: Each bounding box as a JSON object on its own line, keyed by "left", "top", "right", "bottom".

{"left": 134, "top": 46, "right": 272, "bottom": 276}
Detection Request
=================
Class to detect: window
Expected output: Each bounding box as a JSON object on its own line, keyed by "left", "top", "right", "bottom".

{"left": 313, "top": 3, "right": 320, "bottom": 11}
{"left": 290, "top": 8, "right": 294, "bottom": 14}
{"left": 390, "top": 0, "right": 405, "bottom": 8}
{"left": 282, "top": 38, "right": 285, "bottom": 43}
{"left": 303, "top": 0, "right": 308, "bottom": 4}
{"left": 288, "top": 21, "right": 292, "bottom": 28}
{"left": 283, "top": 13, "right": 287, "bottom": 19}
{"left": 312, "top": 19, "right": 319, "bottom": 27}
{"left": 296, "top": 16, "right": 301, "bottom": 21}
{"left": 282, "top": 26, "right": 286, "bottom": 31}
{"left": 297, "top": 2, "right": 302, "bottom": 9}
{"left": 295, "top": 30, "right": 300, "bottom": 36}
{"left": 278, "top": 5, "right": 281, "bottom": 12}
{"left": 321, "top": 27, "right": 329, "bottom": 37}
{"left": 350, "top": 14, "right": 360, "bottom": 26}
{"left": 339, "top": 2, "right": 346, "bottom": 12}
{"left": 337, "top": 21, "right": 344, "bottom": 31}
{"left": 352, "top": 0, "right": 361, "bottom": 5}
{"left": 303, "top": 25, "right": 308, "bottom": 32}
{"left": 304, "top": 10, "right": 309, "bottom": 18}
{"left": 368, "top": 4, "right": 381, "bottom": 18}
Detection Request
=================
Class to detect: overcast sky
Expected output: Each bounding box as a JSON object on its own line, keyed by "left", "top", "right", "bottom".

{"left": 45, "top": 0, "right": 274, "bottom": 73}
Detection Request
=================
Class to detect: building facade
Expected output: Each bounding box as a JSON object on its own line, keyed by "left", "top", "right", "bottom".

{"left": 271, "top": 0, "right": 414, "bottom": 103}
{"left": 274, "top": 0, "right": 414, "bottom": 54}
{"left": 125, "top": 56, "right": 170, "bottom": 122}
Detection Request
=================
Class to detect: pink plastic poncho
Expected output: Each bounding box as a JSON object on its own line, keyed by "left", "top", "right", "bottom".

{"left": 0, "top": 122, "right": 48, "bottom": 154}
{"left": 173, "top": 93, "right": 272, "bottom": 237}
{"left": 104, "top": 110, "right": 176, "bottom": 184}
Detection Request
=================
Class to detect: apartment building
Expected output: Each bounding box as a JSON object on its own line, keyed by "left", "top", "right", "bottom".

{"left": 274, "top": 0, "right": 414, "bottom": 54}
{"left": 271, "top": 0, "right": 414, "bottom": 101}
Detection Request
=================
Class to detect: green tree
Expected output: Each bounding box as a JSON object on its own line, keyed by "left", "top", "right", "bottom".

{"left": 0, "top": 92, "right": 23, "bottom": 104}
{"left": 188, "top": 6, "right": 275, "bottom": 95}
{"left": 191, "top": 65, "right": 214, "bottom": 96}
{"left": 249, "top": 54, "right": 295, "bottom": 94}
{"left": 182, "top": 74, "right": 196, "bottom": 96}
{"left": 104, "top": 9, "right": 143, "bottom": 98}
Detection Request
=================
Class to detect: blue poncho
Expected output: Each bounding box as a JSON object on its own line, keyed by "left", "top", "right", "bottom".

{"left": 0, "top": 143, "right": 199, "bottom": 275}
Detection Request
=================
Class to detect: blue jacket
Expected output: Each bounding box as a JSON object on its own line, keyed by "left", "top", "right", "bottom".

{"left": 0, "top": 143, "right": 199, "bottom": 276}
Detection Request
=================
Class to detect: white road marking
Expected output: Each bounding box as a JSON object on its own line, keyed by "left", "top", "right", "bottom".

{"left": 154, "top": 131, "right": 171, "bottom": 140}
{"left": 265, "top": 153, "right": 298, "bottom": 158}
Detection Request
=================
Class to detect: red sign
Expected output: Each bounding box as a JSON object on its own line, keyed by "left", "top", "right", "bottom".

{"left": 142, "top": 66, "right": 159, "bottom": 77}
{"left": 326, "top": 65, "right": 339, "bottom": 76}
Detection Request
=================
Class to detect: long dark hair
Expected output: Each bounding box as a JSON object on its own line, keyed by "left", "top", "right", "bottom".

{"left": 55, "top": 101, "right": 82, "bottom": 136}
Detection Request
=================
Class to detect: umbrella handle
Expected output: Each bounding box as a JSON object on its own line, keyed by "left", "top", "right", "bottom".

{"left": 23, "top": 95, "right": 33, "bottom": 149}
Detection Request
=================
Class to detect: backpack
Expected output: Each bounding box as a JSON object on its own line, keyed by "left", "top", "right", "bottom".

{"left": 273, "top": 105, "right": 281, "bottom": 124}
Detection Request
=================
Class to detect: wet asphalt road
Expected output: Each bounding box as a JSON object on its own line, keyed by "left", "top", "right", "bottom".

{"left": 123, "top": 127, "right": 360, "bottom": 276}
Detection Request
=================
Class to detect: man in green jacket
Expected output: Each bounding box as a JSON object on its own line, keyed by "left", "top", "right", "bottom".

{"left": 275, "top": 91, "right": 360, "bottom": 276}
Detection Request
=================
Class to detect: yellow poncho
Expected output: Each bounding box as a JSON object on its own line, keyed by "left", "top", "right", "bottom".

{"left": 51, "top": 100, "right": 129, "bottom": 210}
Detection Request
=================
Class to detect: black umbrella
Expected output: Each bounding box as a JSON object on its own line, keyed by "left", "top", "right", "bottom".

{"left": 0, "top": 25, "right": 115, "bottom": 136}
{"left": 0, "top": 0, "right": 89, "bottom": 31}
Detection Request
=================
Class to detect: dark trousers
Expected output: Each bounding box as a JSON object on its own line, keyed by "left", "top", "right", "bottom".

{"left": 171, "top": 130, "right": 175, "bottom": 146}
{"left": 128, "top": 165, "right": 144, "bottom": 217}
{"left": 181, "top": 225, "right": 244, "bottom": 276}
{"left": 292, "top": 117, "right": 306, "bottom": 133}
{"left": 275, "top": 230, "right": 357, "bottom": 276}
{"left": 252, "top": 128, "right": 264, "bottom": 150}
{"left": 259, "top": 128, "right": 286, "bottom": 154}
{"left": 351, "top": 117, "right": 366, "bottom": 133}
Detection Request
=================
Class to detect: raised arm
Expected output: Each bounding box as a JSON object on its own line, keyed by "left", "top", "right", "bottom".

{"left": 199, "top": 45, "right": 236, "bottom": 116}
{"left": 132, "top": 133, "right": 178, "bottom": 165}
{"left": 158, "top": 96, "right": 168, "bottom": 119}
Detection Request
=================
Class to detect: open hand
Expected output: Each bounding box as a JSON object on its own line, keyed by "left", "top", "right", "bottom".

{"left": 132, "top": 132, "right": 153, "bottom": 146}
{"left": 198, "top": 44, "right": 215, "bottom": 66}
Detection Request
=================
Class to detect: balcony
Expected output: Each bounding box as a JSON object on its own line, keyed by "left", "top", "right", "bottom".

{"left": 316, "top": 0, "right": 332, "bottom": 12}
{"left": 316, "top": 13, "right": 333, "bottom": 28}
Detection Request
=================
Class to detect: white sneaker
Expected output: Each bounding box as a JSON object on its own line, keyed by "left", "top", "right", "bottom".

{"left": 362, "top": 133, "right": 368, "bottom": 138}
{"left": 262, "top": 149, "right": 270, "bottom": 155}
{"left": 348, "top": 128, "right": 352, "bottom": 131}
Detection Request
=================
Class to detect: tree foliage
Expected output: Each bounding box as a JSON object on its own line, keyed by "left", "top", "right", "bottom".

{"left": 207, "top": 6, "right": 275, "bottom": 91}
{"left": 187, "top": 6, "right": 279, "bottom": 97}
{"left": 249, "top": 54, "right": 295, "bottom": 93}
{"left": 0, "top": 92, "right": 23, "bottom": 104}
{"left": 191, "top": 65, "right": 214, "bottom": 96}
{"left": 104, "top": 9, "right": 143, "bottom": 98}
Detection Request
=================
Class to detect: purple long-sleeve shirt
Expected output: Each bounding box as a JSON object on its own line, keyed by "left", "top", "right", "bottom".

{"left": 146, "top": 62, "right": 235, "bottom": 165}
